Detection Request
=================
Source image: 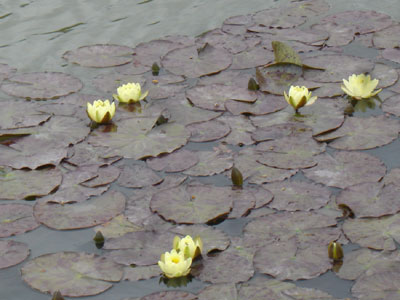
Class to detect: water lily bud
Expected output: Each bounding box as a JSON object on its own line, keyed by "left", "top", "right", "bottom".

{"left": 93, "top": 231, "right": 105, "bottom": 249}
{"left": 231, "top": 167, "right": 243, "bottom": 187}
{"left": 328, "top": 241, "right": 343, "bottom": 261}
{"left": 284, "top": 86, "right": 317, "bottom": 113}
{"left": 152, "top": 62, "right": 160, "bottom": 76}
{"left": 52, "top": 291, "right": 65, "bottom": 300}
{"left": 86, "top": 100, "right": 116, "bottom": 124}
{"left": 248, "top": 78, "right": 259, "bottom": 91}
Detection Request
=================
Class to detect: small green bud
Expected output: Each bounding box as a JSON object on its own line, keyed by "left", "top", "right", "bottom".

{"left": 328, "top": 241, "right": 343, "bottom": 261}
{"left": 93, "top": 231, "right": 105, "bottom": 249}
{"left": 231, "top": 167, "right": 243, "bottom": 187}
{"left": 248, "top": 78, "right": 259, "bottom": 91}
{"left": 52, "top": 291, "right": 65, "bottom": 300}
{"left": 152, "top": 62, "right": 160, "bottom": 76}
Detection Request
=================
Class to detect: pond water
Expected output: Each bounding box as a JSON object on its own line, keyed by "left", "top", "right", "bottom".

{"left": 1, "top": 0, "right": 400, "bottom": 299}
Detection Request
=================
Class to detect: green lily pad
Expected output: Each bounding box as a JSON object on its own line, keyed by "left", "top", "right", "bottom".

{"left": 63, "top": 44, "right": 134, "bottom": 67}
{"left": 266, "top": 181, "right": 331, "bottom": 211}
{"left": 0, "top": 204, "right": 40, "bottom": 237}
{"left": 1, "top": 72, "right": 82, "bottom": 100}
{"left": 316, "top": 116, "right": 400, "bottom": 150}
{"left": 21, "top": 252, "right": 123, "bottom": 297}
{"left": 0, "top": 240, "right": 29, "bottom": 269}
{"left": 183, "top": 149, "right": 233, "bottom": 176}
{"left": 117, "top": 165, "right": 163, "bottom": 188}
{"left": 162, "top": 44, "right": 232, "bottom": 78}
{"left": 337, "top": 182, "right": 400, "bottom": 218}
{"left": 0, "top": 167, "right": 62, "bottom": 200}
{"left": 186, "top": 84, "right": 257, "bottom": 111}
{"left": 272, "top": 41, "right": 302, "bottom": 66}
{"left": 343, "top": 214, "right": 400, "bottom": 250}
{"left": 34, "top": 190, "right": 126, "bottom": 230}
{"left": 303, "top": 151, "right": 386, "bottom": 189}
{"left": 150, "top": 185, "right": 233, "bottom": 224}
{"left": 88, "top": 118, "right": 190, "bottom": 160}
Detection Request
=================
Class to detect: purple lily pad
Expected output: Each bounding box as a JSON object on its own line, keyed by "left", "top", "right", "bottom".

{"left": 230, "top": 45, "right": 274, "bottom": 69}
{"left": 313, "top": 83, "right": 344, "bottom": 98}
{"left": 0, "top": 63, "right": 17, "bottom": 82}
{"left": 0, "top": 204, "right": 40, "bottom": 237}
{"left": 186, "top": 84, "right": 257, "bottom": 112}
{"left": 187, "top": 120, "right": 231, "bottom": 142}
{"left": 303, "top": 151, "right": 386, "bottom": 189}
{"left": 0, "top": 240, "right": 29, "bottom": 269}
{"left": 0, "top": 167, "right": 62, "bottom": 200}
{"left": 219, "top": 115, "right": 256, "bottom": 146}
{"left": 21, "top": 252, "right": 123, "bottom": 297}
{"left": 91, "top": 73, "right": 145, "bottom": 93}
{"left": 225, "top": 93, "right": 287, "bottom": 116}
{"left": 198, "top": 283, "right": 237, "bottom": 300}
{"left": 117, "top": 164, "right": 163, "bottom": 188}
{"left": 266, "top": 181, "right": 331, "bottom": 211}
{"left": 384, "top": 168, "right": 400, "bottom": 187}
{"left": 162, "top": 44, "right": 232, "bottom": 78}
{"left": 337, "top": 182, "right": 400, "bottom": 218}
{"left": 255, "top": 133, "right": 326, "bottom": 170}
{"left": 104, "top": 230, "right": 176, "bottom": 266}
{"left": 88, "top": 118, "right": 190, "bottom": 160}
{"left": 94, "top": 215, "right": 142, "bottom": 238}
{"left": 1, "top": 72, "right": 82, "bottom": 100}
{"left": 371, "top": 63, "right": 399, "bottom": 89}
{"left": 150, "top": 185, "right": 233, "bottom": 224}
{"left": 80, "top": 165, "right": 121, "bottom": 188}
{"left": 302, "top": 55, "right": 374, "bottom": 83}
{"left": 123, "top": 265, "right": 161, "bottom": 282}
{"left": 146, "top": 148, "right": 199, "bottom": 173}
{"left": 63, "top": 44, "right": 134, "bottom": 67}
{"left": 251, "top": 123, "right": 312, "bottom": 143}
{"left": 253, "top": 238, "right": 331, "bottom": 280}
{"left": 252, "top": 7, "right": 307, "bottom": 29}
{"left": 343, "top": 214, "right": 400, "bottom": 250}
{"left": 124, "top": 291, "right": 197, "bottom": 300}
{"left": 0, "top": 100, "right": 50, "bottom": 130}
{"left": 316, "top": 116, "right": 400, "bottom": 150}
{"left": 382, "top": 48, "right": 400, "bottom": 64}
{"left": 34, "top": 190, "right": 126, "bottom": 230}
{"left": 183, "top": 149, "right": 233, "bottom": 177}
{"left": 373, "top": 24, "right": 400, "bottom": 49}
{"left": 352, "top": 270, "right": 400, "bottom": 300}
{"left": 170, "top": 224, "right": 230, "bottom": 254}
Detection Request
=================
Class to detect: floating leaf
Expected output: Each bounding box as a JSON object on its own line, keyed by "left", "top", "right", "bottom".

{"left": 21, "top": 252, "right": 123, "bottom": 297}
{"left": 117, "top": 165, "right": 163, "bottom": 188}
{"left": 352, "top": 270, "right": 400, "bottom": 299}
{"left": 197, "top": 283, "right": 237, "bottom": 300}
{"left": 253, "top": 7, "right": 307, "bottom": 29}
{"left": 303, "top": 151, "right": 386, "bottom": 189}
{"left": 123, "top": 265, "right": 161, "bottom": 282}
{"left": 63, "top": 44, "right": 134, "bottom": 67}
{"left": 187, "top": 120, "right": 231, "bottom": 142}
{"left": 373, "top": 24, "right": 400, "bottom": 48}
{"left": 230, "top": 46, "right": 274, "bottom": 70}
{"left": 225, "top": 93, "right": 287, "bottom": 116}
{"left": 94, "top": 215, "right": 141, "bottom": 238}
{"left": 124, "top": 291, "right": 197, "bottom": 300}
{"left": 0, "top": 240, "right": 29, "bottom": 269}
{"left": 183, "top": 149, "right": 233, "bottom": 177}
{"left": 146, "top": 148, "right": 198, "bottom": 173}
{"left": 272, "top": 41, "right": 302, "bottom": 66}
{"left": 382, "top": 48, "right": 400, "bottom": 64}
{"left": 1, "top": 72, "right": 82, "bottom": 100}
{"left": 0, "top": 204, "right": 40, "bottom": 237}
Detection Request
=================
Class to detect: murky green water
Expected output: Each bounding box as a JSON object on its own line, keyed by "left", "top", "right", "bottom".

{"left": 1, "top": 0, "right": 400, "bottom": 299}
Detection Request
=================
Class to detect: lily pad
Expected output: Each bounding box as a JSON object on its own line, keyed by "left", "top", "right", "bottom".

{"left": 382, "top": 48, "right": 400, "bottom": 64}
{"left": 253, "top": 238, "right": 331, "bottom": 280}
{"left": 0, "top": 167, "right": 62, "bottom": 200}
{"left": 337, "top": 182, "right": 400, "bottom": 218}
{"left": 198, "top": 283, "right": 237, "bottom": 300}
{"left": 1, "top": 72, "right": 83, "bottom": 100}
{"left": 373, "top": 24, "right": 400, "bottom": 49}
{"left": 0, "top": 63, "right": 17, "bottom": 82}
{"left": 255, "top": 133, "right": 326, "bottom": 170}
{"left": 266, "top": 181, "right": 331, "bottom": 211}
{"left": 230, "top": 46, "right": 274, "bottom": 70}
{"left": 352, "top": 270, "right": 400, "bottom": 300}
{"left": 187, "top": 120, "right": 231, "bottom": 142}
{"left": 124, "top": 291, "right": 197, "bottom": 300}
{"left": 21, "top": 252, "right": 123, "bottom": 297}
{"left": 63, "top": 44, "right": 134, "bottom": 67}
{"left": 186, "top": 84, "right": 257, "bottom": 111}
{"left": 123, "top": 265, "right": 161, "bottom": 282}
{"left": 104, "top": 230, "right": 176, "bottom": 266}
{"left": 370, "top": 63, "right": 399, "bottom": 89}
{"left": 302, "top": 55, "right": 374, "bottom": 83}
{"left": 252, "top": 7, "right": 307, "bottom": 28}
{"left": 34, "top": 190, "right": 126, "bottom": 230}
{"left": 183, "top": 149, "right": 233, "bottom": 177}
{"left": 0, "top": 240, "right": 29, "bottom": 269}
{"left": 225, "top": 94, "right": 287, "bottom": 116}
{"left": 170, "top": 224, "right": 230, "bottom": 254}
{"left": 343, "top": 214, "right": 400, "bottom": 250}
{"left": 383, "top": 167, "right": 400, "bottom": 187}
{"left": 150, "top": 185, "right": 233, "bottom": 224}
{"left": 88, "top": 118, "right": 190, "bottom": 160}
{"left": 162, "top": 44, "right": 232, "bottom": 78}
{"left": 316, "top": 116, "right": 400, "bottom": 150}
{"left": 146, "top": 148, "right": 199, "bottom": 173}
{"left": 117, "top": 164, "right": 163, "bottom": 188}
{"left": 0, "top": 204, "right": 40, "bottom": 237}
{"left": 219, "top": 115, "right": 256, "bottom": 146}
{"left": 94, "top": 215, "right": 142, "bottom": 238}
{"left": 91, "top": 73, "right": 145, "bottom": 93}
{"left": 251, "top": 123, "right": 312, "bottom": 143}
{"left": 303, "top": 151, "right": 386, "bottom": 189}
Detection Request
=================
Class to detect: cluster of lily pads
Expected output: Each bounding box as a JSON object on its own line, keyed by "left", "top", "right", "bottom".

{"left": 1, "top": 0, "right": 400, "bottom": 299}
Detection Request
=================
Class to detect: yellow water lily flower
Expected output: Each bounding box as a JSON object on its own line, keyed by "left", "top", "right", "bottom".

{"left": 158, "top": 249, "right": 192, "bottom": 278}
{"left": 284, "top": 86, "right": 317, "bottom": 112}
{"left": 113, "top": 82, "right": 149, "bottom": 103}
{"left": 86, "top": 99, "right": 115, "bottom": 124}
{"left": 341, "top": 74, "right": 382, "bottom": 100}
{"left": 173, "top": 235, "right": 203, "bottom": 259}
